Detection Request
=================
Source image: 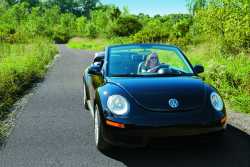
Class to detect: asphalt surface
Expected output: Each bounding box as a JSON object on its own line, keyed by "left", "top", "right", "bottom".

{"left": 0, "top": 45, "right": 249, "bottom": 167}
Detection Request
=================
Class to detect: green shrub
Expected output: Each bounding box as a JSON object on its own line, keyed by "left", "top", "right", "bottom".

{"left": 75, "top": 16, "right": 87, "bottom": 37}
{"left": 110, "top": 16, "right": 143, "bottom": 37}
{"left": 85, "top": 22, "right": 98, "bottom": 38}
{"left": 193, "top": 0, "right": 250, "bottom": 54}
{"left": 132, "top": 16, "right": 192, "bottom": 49}
{"left": 67, "top": 37, "right": 132, "bottom": 51}
{"left": 0, "top": 38, "right": 58, "bottom": 120}
{"left": 0, "top": 4, "right": 78, "bottom": 44}
{"left": 187, "top": 43, "right": 250, "bottom": 113}
{"left": 0, "top": 121, "right": 9, "bottom": 142}
{"left": 132, "top": 19, "right": 169, "bottom": 43}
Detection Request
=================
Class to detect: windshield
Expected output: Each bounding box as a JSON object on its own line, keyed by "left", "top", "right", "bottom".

{"left": 107, "top": 44, "right": 194, "bottom": 77}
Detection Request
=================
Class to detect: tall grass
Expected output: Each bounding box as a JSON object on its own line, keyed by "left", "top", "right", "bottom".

{"left": 67, "top": 37, "right": 132, "bottom": 51}
{"left": 186, "top": 43, "right": 250, "bottom": 113}
{"left": 0, "top": 38, "right": 57, "bottom": 139}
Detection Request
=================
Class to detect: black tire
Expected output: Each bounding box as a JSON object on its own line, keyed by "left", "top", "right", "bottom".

{"left": 94, "top": 105, "right": 111, "bottom": 152}
{"left": 82, "top": 82, "right": 89, "bottom": 111}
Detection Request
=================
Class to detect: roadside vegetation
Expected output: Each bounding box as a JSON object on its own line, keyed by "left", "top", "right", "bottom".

{"left": 0, "top": 38, "right": 57, "bottom": 140}
{"left": 0, "top": 0, "right": 249, "bottom": 140}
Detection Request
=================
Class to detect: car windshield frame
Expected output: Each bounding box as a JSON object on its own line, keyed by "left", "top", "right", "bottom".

{"left": 105, "top": 44, "right": 195, "bottom": 77}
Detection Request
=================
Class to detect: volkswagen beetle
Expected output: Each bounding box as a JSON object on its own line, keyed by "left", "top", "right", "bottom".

{"left": 82, "top": 44, "right": 227, "bottom": 151}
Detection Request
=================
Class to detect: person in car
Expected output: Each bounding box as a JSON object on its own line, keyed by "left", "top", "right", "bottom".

{"left": 138, "top": 52, "right": 161, "bottom": 73}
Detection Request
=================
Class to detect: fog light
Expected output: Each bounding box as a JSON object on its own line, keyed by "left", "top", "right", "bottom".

{"left": 106, "top": 120, "right": 125, "bottom": 128}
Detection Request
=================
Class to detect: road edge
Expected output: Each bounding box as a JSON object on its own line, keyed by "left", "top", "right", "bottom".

{"left": 0, "top": 53, "right": 61, "bottom": 148}
{"left": 228, "top": 111, "right": 250, "bottom": 135}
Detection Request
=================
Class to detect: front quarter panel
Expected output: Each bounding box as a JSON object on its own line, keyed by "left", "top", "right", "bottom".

{"left": 95, "top": 83, "right": 131, "bottom": 122}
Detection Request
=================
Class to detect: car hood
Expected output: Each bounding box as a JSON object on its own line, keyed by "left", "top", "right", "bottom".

{"left": 107, "top": 76, "right": 207, "bottom": 111}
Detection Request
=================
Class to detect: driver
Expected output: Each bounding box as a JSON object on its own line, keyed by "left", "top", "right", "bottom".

{"left": 139, "top": 52, "right": 161, "bottom": 73}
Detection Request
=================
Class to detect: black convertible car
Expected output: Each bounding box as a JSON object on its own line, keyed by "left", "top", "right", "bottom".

{"left": 82, "top": 44, "right": 227, "bottom": 151}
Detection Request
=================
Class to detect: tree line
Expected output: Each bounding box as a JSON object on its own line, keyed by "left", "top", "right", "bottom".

{"left": 1, "top": 0, "right": 249, "bottom": 54}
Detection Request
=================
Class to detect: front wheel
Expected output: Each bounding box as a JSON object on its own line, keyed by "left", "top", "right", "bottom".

{"left": 94, "top": 105, "right": 111, "bottom": 152}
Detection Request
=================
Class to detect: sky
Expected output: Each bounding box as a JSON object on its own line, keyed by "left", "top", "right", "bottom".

{"left": 101, "top": 0, "right": 189, "bottom": 16}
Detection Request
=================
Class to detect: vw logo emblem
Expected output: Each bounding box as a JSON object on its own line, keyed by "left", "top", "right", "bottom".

{"left": 169, "top": 98, "right": 179, "bottom": 108}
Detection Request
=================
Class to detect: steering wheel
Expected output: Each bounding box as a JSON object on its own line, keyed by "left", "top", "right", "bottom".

{"left": 157, "top": 65, "right": 184, "bottom": 75}
{"left": 156, "top": 64, "right": 170, "bottom": 73}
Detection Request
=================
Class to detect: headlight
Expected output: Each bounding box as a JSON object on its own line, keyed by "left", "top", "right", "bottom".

{"left": 210, "top": 92, "right": 224, "bottom": 111}
{"left": 107, "top": 95, "right": 129, "bottom": 115}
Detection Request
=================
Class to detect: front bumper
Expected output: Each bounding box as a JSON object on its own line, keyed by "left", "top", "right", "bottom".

{"left": 103, "top": 123, "right": 226, "bottom": 147}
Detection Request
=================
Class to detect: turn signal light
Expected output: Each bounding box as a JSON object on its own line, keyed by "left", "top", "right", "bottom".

{"left": 220, "top": 116, "right": 227, "bottom": 125}
{"left": 106, "top": 120, "right": 125, "bottom": 128}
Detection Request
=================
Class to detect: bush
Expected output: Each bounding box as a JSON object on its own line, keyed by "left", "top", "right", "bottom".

{"left": 193, "top": 0, "right": 250, "bottom": 54}
{"left": 187, "top": 43, "right": 250, "bottom": 113}
{"left": 110, "top": 16, "right": 143, "bottom": 37}
{"left": 67, "top": 37, "right": 132, "bottom": 51}
{"left": 204, "top": 53, "right": 250, "bottom": 113}
{"left": 132, "top": 16, "right": 192, "bottom": 49}
{"left": 0, "top": 38, "right": 58, "bottom": 120}
{"left": 53, "top": 13, "right": 77, "bottom": 43}
{"left": 132, "top": 19, "right": 170, "bottom": 43}
{"left": 0, "top": 4, "right": 78, "bottom": 43}
{"left": 0, "top": 2, "right": 30, "bottom": 43}
{"left": 75, "top": 16, "right": 87, "bottom": 37}
{"left": 85, "top": 22, "right": 98, "bottom": 38}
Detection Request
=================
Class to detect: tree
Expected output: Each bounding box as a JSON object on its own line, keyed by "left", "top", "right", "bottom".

{"left": 94, "top": 5, "right": 121, "bottom": 20}
{"left": 44, "top": 0, "right": 99, "bottom": 16}
{"left": 4, "top": 0, "right": 39, "bottom": 7}
{"left": 192, "top": 0, "right": 250, "bottom": 53}
{"left": 111, "top": 16, "right": 143, "bottom": 37}
{"left": 79, "top": 0, "right": 99, "bottom": 17}
{"left": 186, "top": 0, "right": 207, "bottom": 15}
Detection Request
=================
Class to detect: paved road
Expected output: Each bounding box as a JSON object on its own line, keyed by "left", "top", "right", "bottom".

{"left": 0, "top": 45, "right": 249, "bottom": 167}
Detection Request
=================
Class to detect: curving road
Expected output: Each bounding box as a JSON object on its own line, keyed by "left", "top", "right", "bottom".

{"left": 0, "top": 45, "right": 249, "bottom": 167}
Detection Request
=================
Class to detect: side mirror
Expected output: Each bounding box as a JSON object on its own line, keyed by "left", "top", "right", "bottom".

{"left": 88, "top": 65, "right": 102, "bottom": 75}
{"left": 193, "top": 64, "right": 204, "bottom": 74}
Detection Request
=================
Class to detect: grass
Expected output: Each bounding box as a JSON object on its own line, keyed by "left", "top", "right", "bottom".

{"left": 67, "top": 37, "right": 132, "bottom": 51}
{"left": 67, "top": 37, "right": 250, "bottom": 114}
{"left": 0, "top": 38, "right": 58, "bottom": 140}
{"left": 186, "top": 43, "right": 250, "bottom": 113}
{"left": 0, "top": 121, "right": 9, "bottom": 143}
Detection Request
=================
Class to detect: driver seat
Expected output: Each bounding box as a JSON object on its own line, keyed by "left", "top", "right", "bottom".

{"left": 137, "top": 61, "right": 147, "bottom": 73}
